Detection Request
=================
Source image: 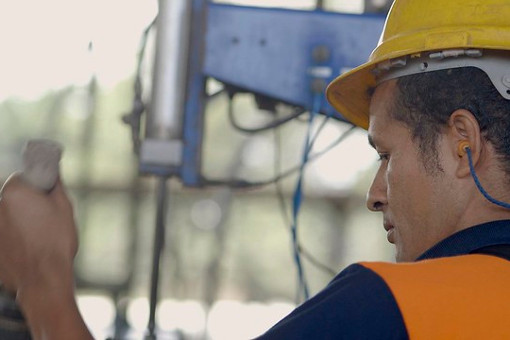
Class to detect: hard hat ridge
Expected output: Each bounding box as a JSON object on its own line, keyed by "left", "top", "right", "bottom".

{"left": 374, "top": 49, "right": 510, "bottom": 102}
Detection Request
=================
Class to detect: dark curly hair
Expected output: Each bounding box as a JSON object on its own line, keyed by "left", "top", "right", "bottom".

{"left": 392, "top": 67, "right": 510, "bottom": 174}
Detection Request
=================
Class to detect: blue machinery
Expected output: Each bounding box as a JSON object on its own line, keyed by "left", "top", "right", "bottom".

{"left": 132, "top": 1, "right": 385, "bottom": 338}
{"left": 138, "top": 0, "right": 385, "bottom": 184}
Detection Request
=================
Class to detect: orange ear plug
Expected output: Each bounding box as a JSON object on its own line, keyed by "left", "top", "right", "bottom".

{"left": 458, "top": 141, "right": 470, "bottom": 157}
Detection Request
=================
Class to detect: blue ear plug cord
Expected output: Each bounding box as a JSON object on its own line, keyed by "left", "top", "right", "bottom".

{"left": 290, "top": 94, "right": 322, "bottom": 302}
{"left": 466, "top": 147, "right": 510, "bottom": 209}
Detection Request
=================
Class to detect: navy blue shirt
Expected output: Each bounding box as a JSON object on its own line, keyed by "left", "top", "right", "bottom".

{"left": 257, "top": 220, "right": 510, "bottom": 339}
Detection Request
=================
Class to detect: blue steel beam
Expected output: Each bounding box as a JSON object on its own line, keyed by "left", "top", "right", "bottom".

{"left": 203, "top": 4, "right": 385, "bottom": 118}
{"left": 180, "top": 0, "right": 208, "bottom": 185}
{"left": 177, "top": 3, "right": 385, "bottom": 186}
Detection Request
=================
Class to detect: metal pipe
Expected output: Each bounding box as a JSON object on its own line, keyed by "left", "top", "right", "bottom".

{"left": 147, "top": 0, "right": 193, "bottom": 140}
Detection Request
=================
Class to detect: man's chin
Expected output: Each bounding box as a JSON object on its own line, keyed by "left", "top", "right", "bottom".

{"left": 394, "top": 246, "right": 411, "bottom": 263}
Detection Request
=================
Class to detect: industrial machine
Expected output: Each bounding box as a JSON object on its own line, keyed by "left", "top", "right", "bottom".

{"left": 124, "top": 1, "right": 385, "bottom": 338}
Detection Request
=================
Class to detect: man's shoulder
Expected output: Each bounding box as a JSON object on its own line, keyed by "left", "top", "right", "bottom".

{"left": 358, "top": 255, "right": 510, "bottom": 339}
{"left": 258, "top": 256, "right": 510, "bottom": 339}
{"left": 257, "top": 263, "right": 408, "bottom": 339}
{"left": 331, "top": 254, "right": 510, "bottom": 296}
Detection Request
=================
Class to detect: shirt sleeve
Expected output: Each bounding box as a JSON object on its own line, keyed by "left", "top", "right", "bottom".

{"left": 255, "top": 263, "right": 408, "bottom": 340}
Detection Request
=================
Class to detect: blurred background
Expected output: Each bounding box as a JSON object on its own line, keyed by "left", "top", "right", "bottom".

{"left": 0, "top": 0, "right": 393, "bottom": 339}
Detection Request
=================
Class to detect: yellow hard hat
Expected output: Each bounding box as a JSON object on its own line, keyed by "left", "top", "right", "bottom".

{"left": 325, "top": 0, "right": 510, "bottom": 130}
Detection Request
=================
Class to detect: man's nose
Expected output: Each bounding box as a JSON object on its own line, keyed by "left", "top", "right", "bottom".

{"left": 366, "top": 170, "right": 387, "bottom": 212}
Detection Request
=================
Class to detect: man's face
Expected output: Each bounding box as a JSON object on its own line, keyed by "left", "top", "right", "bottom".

{"left": 366, "top": 80, "right": 459, "bottom": 262}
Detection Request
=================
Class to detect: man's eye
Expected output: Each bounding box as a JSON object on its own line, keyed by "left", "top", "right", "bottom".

{"left": 378, "top": 153, "right": 389, "bottom": 161}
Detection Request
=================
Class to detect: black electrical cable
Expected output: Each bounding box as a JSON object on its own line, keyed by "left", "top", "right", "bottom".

{"left": 123, "top": 16, "right": 157, "bottom": 154}
{"left": 135, "top": 16, "right": 156, "bottom": 93}
{"left": 202, "top": 123, "right": 356, "bottom": 188}
{"left": 202, "top": 91, "right": 357, "bottom": 188}
{"left": 299, "top": 244, "right": 338, "bottom": 278}
{"left": 227, "top": 93, "right": 307, "bottom": 134}
{"left": 273, "top": 120, "right": 288, "bottom": 216}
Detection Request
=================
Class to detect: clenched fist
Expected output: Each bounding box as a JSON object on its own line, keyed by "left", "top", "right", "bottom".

{"left": 0, "top": 174, "right": 92, "bottom": 340}
{"left": 0, "top": 173, "right": 77, "bottom": 294}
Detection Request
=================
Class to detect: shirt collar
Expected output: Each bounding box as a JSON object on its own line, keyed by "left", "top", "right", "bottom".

{"left": 417, "top": 220, "right": 510, "bottom": 261}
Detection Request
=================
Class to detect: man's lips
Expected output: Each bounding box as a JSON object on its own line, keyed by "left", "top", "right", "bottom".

{"left": 384, "top": 222, "right": 395, "bottom": 244}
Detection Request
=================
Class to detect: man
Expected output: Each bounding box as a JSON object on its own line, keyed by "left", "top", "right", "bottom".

{"left": 1, "top": 0, "right": 510, "bottom": 338}
{"left": 259, "top": 0, "right": 510, "bottom": 338}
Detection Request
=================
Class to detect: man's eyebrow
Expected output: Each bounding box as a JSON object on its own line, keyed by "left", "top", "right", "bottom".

{"left": 368, "top": 134, "right": 376, "bottom": 149}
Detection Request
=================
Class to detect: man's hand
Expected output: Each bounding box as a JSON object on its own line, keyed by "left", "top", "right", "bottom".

{"left": 0, "top": 173, "right": 93, "bottom": 340}
{"left": 0, "top": 173, "right": 77, "bottom": 293}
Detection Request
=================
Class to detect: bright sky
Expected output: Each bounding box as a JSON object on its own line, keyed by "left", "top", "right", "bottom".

{"left": 0, "top": 0, "right": 363, "bottom": 101}
{"left": 0, "top": 0, "right": 157, "bottom": 101}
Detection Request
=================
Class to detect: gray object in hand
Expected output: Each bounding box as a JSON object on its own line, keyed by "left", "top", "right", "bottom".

{"left": 22, "top": 139, "right": 62, "bottom": 191}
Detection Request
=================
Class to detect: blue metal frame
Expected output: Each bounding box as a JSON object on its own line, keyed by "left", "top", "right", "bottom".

{"left": 203, "top": 4, "right": 385, "bottom": 117}
{"left": 180, "top": 0, "right": 209, "bottom": 185}
{"left": 177, "top": 3, "right": 385, "bottom": 186}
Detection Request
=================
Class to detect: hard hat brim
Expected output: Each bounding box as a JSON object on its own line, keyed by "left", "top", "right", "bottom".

{"left": 326, "top": 60, "right": 378, "bottom": 130}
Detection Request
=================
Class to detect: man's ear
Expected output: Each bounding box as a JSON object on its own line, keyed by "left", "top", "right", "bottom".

{"left": 447, "top": 109, "right": 482, "bottom": 178}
